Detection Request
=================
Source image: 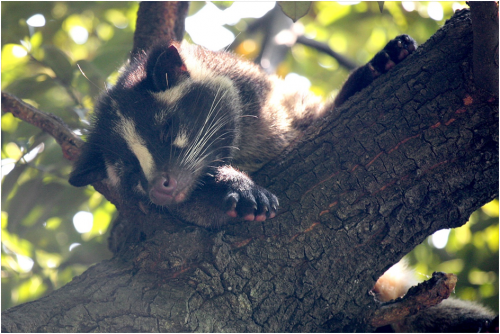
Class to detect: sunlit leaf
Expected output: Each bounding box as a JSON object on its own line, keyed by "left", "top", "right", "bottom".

{"left": 278, "top": 2, "right": 311, "bottom": 22}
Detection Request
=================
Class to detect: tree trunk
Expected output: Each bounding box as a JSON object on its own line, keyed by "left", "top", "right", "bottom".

{"left": 2, "top": 8, "right": 498, "bottom": 333}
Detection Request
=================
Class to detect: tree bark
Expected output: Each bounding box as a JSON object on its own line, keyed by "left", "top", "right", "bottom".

{"left": 132, "top": 1, "right": 189, "bottom": 58}
{"left": 469, "top": 1, "right": 499, "bottom": 96}
{"left": 2, "top": 8, "right": 498, "bottom": 333}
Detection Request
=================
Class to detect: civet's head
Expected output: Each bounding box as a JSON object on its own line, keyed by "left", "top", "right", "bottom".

{"left": 69, "top": 43, "right": 242, "bottom": 207}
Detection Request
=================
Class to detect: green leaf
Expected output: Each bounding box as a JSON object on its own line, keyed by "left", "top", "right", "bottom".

{"left": 278, "top": 2, "right": 311, "bottom": 22}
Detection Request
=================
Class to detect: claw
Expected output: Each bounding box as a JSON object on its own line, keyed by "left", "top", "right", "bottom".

{"left": 243, "top": 213, "right": 256, "bottom": 221}
{"left": 226, "top": 210, "right": 238, "bottom": 218}
{"left": 255, "top": 214, "right": 267, "bottom": 221}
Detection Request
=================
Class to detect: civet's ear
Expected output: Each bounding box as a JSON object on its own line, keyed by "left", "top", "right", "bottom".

{"left": 68, "top": 144, "right": 107, "bottom": 187}
{"left": 146, "top": 43, "right": 189, "bottom": 92}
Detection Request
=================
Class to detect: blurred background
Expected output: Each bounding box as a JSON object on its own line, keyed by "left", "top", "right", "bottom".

{"left": 2, "top": 1, "right": 498, "bottom": 313}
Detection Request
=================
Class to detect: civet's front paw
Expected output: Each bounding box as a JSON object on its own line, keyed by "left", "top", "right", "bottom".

{"left": 215, "top": 166, "right": 279, "bottom": 222}
{"left": 370, "top": 34, "right": 417, "bottom": 76}
{"left": 223, "top": 183, "right": 279, "bottom": 222}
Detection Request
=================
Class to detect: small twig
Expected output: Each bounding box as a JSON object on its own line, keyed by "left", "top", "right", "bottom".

{"left": 2, "top": 91, "right": 124, "bottom": 209}
{"left": 1, "top": 91, "right": 83, "bottom": 162}
{"left": 296, "top": 35, "right": 358, "bottom": 70}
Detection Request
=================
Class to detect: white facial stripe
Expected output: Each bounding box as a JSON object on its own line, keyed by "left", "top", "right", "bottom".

{"left": 182, "top": 55, "right": 215, "bottom": 83}
{"left": 173, "top": 128, "right": 189, "bottom": 148}
{"left": 153, "top": 43, "right": 237, "bottom": 124}
{"left": 153, "top": 79, "right": 190, "bottom": 105}
{"left": 115, "top": 114, "right": 155, "bottom": 182}
{"left": 181, "top": 47, "right": 235, "bottom": 90}
{"left": 105, "top": 160, "right": 120, "bottom": 187}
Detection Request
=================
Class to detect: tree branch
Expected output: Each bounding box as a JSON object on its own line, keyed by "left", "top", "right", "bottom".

{"left": 1, "top": 8, "right": 498, "bottom": 333}
{"left": 370, "top": 272, "right": 457, "bottom": 328}
{"left": 1, "top": 92, "right": 83, "bottom": 162}
{"left": 1, "top": 92, "right": 123, "bottom": 211}
{"left": 296, "top": 35, "right": 358, "bottom": 70}
{"left": 132, "top": 1, "right": 189, "bottom": 58}
{"left": 469, "top": 1, "right": 499, "bottom": 96}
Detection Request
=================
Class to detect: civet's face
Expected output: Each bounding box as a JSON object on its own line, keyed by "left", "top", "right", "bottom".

{"left": 69, "top": 44, "right": 241, "bottom": 208}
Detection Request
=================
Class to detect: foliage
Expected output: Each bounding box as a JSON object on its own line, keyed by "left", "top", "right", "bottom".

{"left": 1, "top": 1, "right": 497, "bottom": 315}
{"left": 406, "top": 200, "right": 499, "bottom": 312}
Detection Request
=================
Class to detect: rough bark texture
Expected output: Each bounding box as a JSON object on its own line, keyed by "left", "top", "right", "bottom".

{"left": 469, "top": 1, "right": 499, "bottom": 96}
{"left": 132, "top": 1, "right": 189, "bottom": 57}
{"left": 1, "top": 8, "right": 498, "bottom": 333}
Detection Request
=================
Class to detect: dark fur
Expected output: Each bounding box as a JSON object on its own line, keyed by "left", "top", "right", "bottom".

{"left": 69, "top": 36, "right": 417, "bottom": 228}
